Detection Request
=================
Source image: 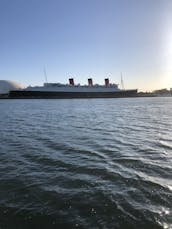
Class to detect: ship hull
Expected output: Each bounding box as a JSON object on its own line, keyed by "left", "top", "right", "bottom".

{"left": 9, "top": 90, "right": 138, "bottom": 99}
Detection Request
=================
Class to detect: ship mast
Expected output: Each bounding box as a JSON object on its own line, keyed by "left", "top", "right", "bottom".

{"left": 44, "top": 66, "right": 48, "bottom": 83}
{"left": 120, "top": 72, "right": 125, "bottom": 90}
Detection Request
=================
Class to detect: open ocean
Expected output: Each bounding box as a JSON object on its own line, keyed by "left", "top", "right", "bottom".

{"left": 0, "top": 97, "right": 172, "bottom": 229}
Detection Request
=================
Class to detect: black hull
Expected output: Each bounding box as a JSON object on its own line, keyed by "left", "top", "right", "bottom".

{"left": 9, "top": 90, "right": 138, "bottom": 99}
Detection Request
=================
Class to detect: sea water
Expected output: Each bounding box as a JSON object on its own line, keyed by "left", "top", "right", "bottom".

{"left": 0, "top": 97, "right": 172, "bottom": 228}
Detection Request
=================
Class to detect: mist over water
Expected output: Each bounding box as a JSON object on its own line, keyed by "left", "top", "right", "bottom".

{"left": 0, "top": 97, "right": 172, "bottom": 229}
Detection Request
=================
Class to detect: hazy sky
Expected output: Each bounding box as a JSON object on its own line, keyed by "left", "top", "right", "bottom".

{"left": 0, "top": 0, "right": 172, "bottom": 91}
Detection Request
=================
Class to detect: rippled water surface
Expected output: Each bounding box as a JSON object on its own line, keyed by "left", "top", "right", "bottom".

{"left": 0, "top": 97, "right": 172, "bottom": 229}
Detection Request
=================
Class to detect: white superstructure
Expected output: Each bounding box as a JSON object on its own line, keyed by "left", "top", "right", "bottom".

{"left": 25, "top": 78, "right": 120, "bottom": 93}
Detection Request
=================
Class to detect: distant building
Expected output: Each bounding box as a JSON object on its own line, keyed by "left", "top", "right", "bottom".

{"left": 153, "top": 88, "right": 171, "bottom": 96}
{"left": 0, "top": 80, "right": 24, "bottom": 94}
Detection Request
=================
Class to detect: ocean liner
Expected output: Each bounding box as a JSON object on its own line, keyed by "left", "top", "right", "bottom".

{"left": 9, "top": 78, "right": 138, "bottom": 99}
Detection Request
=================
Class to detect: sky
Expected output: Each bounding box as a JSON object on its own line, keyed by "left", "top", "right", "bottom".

{"left": 0, "top": 0, "right": 172, "bottom": 91}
